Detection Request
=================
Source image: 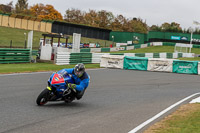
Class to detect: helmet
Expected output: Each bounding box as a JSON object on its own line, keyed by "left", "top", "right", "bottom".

{"left": 74, "top": 63, "right": 85, "bottom": 77}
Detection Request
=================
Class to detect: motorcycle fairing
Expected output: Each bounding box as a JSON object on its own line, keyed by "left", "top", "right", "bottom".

{"left": 51, "top": 73, "right": 65, "bottom": 85}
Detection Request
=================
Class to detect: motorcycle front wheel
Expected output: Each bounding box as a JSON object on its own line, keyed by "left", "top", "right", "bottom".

{"left": 36, "top": 89, "right": 50, "bottom": 106}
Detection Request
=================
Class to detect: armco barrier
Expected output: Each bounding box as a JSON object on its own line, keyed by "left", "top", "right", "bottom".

{"left": 0, "top": 48, "right": 30, "bottom": 64}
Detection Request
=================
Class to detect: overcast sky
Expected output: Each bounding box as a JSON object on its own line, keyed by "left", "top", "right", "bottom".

{"left": 1, "top": 0, "right": 200, "bottom": 29}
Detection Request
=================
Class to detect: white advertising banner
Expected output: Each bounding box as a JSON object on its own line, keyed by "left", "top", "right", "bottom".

{"left": 110, "top": 47, "right": 118, "bottom": 52}
{"left": 126, "top": 46, "right": 134, "bottom": 50}
{"left": 100, "top": 55, "right": 124, "bottom": 69}
{"left": 182, "top": 53, "right": 195, "bottom": 58}
{"left": 89, "top": 43, "right": 96, "bottom": 48}
{"left": 116, "top": 47, "right": 125, "bottom": 51}
{"left": 141, "top": 44, "right": 148, "bottom": 48}
{"left": 147, "top": 58, "right": 174, "bottom": 72}
{"left": 116, "top": 43, "right": 127, "bottom": 47}
{"left": 152, "top": 42, "right": 163, "bottom": 46}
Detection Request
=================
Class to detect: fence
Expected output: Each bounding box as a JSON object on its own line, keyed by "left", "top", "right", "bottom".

{"left": 54, "top": 52, "right": 191, "bottom": 65}
{"left": 80, "top": 43, "right": 151, "bottom": 53}
{"left": 109, "top": 31, "right": 147, "bottom": 44}
{"left": 0, "top": 48, "right": 31, "bottom": 64}
{"left": 55, "top": 52, "right": 107, "bottom": 65}
{"left": 0, "top": 13, "right": 52, "bottom": 33}
{"left": 152, "top": 42, "right": 200, "bottom": 49}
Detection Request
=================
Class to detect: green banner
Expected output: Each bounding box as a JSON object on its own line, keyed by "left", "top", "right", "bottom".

{"left": 123, "top": 56, "right": 148, "bottom": 71}
{"left": 173, "top": 60, "right": 198, "bottom": 74}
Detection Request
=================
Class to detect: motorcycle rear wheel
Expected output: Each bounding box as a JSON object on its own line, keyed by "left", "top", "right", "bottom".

{"left": 36, "top": 89, "right": 50, "bottom": 106}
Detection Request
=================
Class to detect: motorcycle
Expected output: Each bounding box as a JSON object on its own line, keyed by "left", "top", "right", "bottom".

{"left": 36, "top": 70, "right": 76, "bottom": 106}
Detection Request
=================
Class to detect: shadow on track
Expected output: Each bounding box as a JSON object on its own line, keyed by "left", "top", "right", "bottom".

{"left": 36, "top": 101, "right": 90, "bottom": 108}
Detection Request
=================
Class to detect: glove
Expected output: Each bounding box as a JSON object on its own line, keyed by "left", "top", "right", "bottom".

{"left": 68, "top": 83, "right": 76, "bottom": 92}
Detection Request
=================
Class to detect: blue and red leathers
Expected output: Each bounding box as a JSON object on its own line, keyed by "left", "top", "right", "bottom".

{"left": 59, "top": 68, "right": 90, "bottom": 99}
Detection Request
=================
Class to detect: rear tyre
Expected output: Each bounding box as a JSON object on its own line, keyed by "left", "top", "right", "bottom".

{"left": 36, "top": 89, "right": 50, "bottom": 106}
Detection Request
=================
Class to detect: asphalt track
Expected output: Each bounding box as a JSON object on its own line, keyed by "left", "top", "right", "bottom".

{"left": 0, "top": 69, "right": 200, "bottom": 133}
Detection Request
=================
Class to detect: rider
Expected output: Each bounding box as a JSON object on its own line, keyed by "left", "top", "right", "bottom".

{"left": 62, "top": 63, "right": 90, "bottom": 100}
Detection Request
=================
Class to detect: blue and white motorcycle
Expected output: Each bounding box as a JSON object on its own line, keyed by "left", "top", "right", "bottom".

{"left": 36, "top": 70, "right": 76, "bottom": 105}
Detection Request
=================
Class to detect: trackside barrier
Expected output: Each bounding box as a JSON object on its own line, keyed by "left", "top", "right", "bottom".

{"left": 55, "top": 52, "right": 194, "bottom": 65}
{"left": 173, "top": 60, "right": 199, "bottom": 75}
{"left": 100, "top": 55, "right": 124, "bottom": 69}
{"left": 152, "top": 42, "right": 200, "bottom": 50}
{"left": 0, "top": 48, "right": 30, "bottom": 64}
{"left": 99, "top": 55, "right": 200, "bottom": 75}
{"left": 147, "top": 58, "right": 175, "bottom": 72}
{"left": 80, "top": 43, "right": 151, "bottom": 53}
{"left": 198, "top": 62, "right": 200, "bottom": 75}
{"left": 92, "top": 53, "right": 109, "bottom": 64}
{"left": 55, "top": 52, "right": 109, "bottom": 65}
{"left": 123, "top": 56, "right": 148, "bottom": 71}
{"left": 54, "top": 52, "right": 70, "bottom": 65}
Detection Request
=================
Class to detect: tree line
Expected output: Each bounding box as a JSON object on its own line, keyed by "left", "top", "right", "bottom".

{"left": 0, "top": 0, "right": 199, "bottom": 34}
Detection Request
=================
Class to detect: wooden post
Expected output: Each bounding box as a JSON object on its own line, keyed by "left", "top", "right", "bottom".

{"left": 43, "top": 36, "right": 46, "bottom": 46}
{"left": 58, "top": 38, "right": 60, "bottom": 47}
{"left": 65, "top": 38, "right": 68, "bottom": 48}
{"left": 51, "top": 37, "right": 53, "bottom": 47}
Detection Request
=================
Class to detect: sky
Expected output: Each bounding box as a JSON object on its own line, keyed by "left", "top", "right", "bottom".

{"left": 1, "top": 0, "right": 200, "bottom": 29}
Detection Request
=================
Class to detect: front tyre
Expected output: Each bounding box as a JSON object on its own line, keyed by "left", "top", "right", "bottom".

{"left": 36, "top": 89, "right": 50, "bottom": 106}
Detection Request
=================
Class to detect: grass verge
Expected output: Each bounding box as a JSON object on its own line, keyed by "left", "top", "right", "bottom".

{"left": 0, "top": 26, "right": 113, "bottom": 49}
{"left": 144, "top": 103, "right": 200, "bottom": 133}
{"left": 109, "top": 46, "right": 200, "bottom": 54}
{"left": 0, "top": 63, "right": 100, "bottom": 74}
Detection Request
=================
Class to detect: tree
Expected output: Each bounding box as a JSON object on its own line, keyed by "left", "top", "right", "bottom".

{"left": 160, "top": 22, "right": 182, "bottom": 32}
{"left": 30, "top": 4, "right": 63, "bottom": 20}
{"left": 15, "top": 0, "right": 28, "bottom": 14}
{"left": 0, "top": 1, "right": 14, "bottom": 13}
{"left": 111, "top": 14, "right": 126, "bottom": 31}
{"left": 128, "top": 18, "right": 148, "bottom": 33}
{"left": 150, "top": 25, "right": 161, "bottom": 31}
{"left": 64, "top": 8, "right": 85, "bottom": 24}
{"left": 97, "top": 10, "right": 114, "bottom": 29}
{"left": 84, "top": 9, "right": 98, "bottom": 26}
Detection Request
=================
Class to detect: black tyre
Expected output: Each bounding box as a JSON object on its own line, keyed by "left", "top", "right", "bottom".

{"left": 36, "top": 89, "right": 50, "bottom": 106}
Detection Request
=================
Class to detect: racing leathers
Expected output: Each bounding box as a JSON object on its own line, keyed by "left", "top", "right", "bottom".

{"left": 62, "top": 68, "right": 90, "bottom": 100}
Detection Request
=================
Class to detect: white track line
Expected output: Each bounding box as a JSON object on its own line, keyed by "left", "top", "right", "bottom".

{"left": 128, "top": 92, "right": 200, "bottom": 133}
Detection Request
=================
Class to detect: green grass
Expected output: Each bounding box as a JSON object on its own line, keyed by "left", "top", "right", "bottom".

{"left": 0, "top": 63, "right": 100, "bottom": 74}
{"left": 144, "top": 104, "right": 200, "bottom": 133}
{"left": 109, "top": 46, "right": 200, "bottom": 54}
{"left": 178, "top": 57, "right": 200, "bottom": 61}
{"left": 0, "top": 26, "right": 113, "bottom": 49}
